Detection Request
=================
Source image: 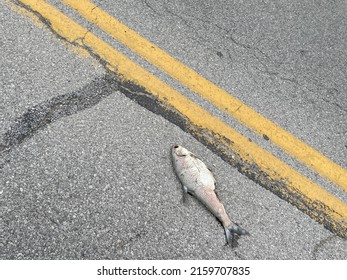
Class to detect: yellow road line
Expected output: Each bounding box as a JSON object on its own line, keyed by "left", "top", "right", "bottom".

{"left": 16, "top": 0, "right": 347, "bottom": 237}
{"left": 62, "top": 0, "right": 347, "bottom": 192}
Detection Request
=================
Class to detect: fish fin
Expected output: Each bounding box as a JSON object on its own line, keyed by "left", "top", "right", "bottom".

{"left": 182, "top": 185, "right": 189, "bottom": 203}
{"left": 214, "top": 190, "right": 220, "bottom": 200}
{"left": 224, "top": 223, "right": 250, "bottom": 247}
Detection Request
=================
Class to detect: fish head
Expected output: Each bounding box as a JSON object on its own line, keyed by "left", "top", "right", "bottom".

{"left": 171, "top": 144, "right": 192, "bottom": 172}
{"left": 171, "top": 144, "right": 197, "bottom": 170}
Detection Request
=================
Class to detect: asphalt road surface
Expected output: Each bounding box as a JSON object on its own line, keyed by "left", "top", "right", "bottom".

{"left": 1, "top": 0, "right": 346, "bottom": 259}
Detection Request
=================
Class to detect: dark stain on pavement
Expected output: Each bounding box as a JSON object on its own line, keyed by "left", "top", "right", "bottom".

{"left": 0, "top": 74, "right": 118, "bottom": 155}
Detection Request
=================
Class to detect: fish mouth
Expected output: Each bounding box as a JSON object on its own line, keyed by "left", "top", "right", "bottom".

{"left": 171, "top": 144, "right": 181, "bottom": 155}
{"left": 172, "top": 144, "right": 189, "bottom": 157}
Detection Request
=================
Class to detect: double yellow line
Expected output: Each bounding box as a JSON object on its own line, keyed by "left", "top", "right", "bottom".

{"left": 14, "top": 0, "right": 347, "bottom": 237}
{"left": 63, "top": 0, "right": 347, "bottom": 193}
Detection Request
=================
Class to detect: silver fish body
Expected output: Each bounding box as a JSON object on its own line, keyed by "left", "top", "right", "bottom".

{"left": 171, "top": 144, "right": 249, "bottom": 246}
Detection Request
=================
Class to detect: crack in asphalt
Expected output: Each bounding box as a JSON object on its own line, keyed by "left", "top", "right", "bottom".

{"left": 72, "top": 30, "right": 89, "bottom": 46}
{"left": 143, "top": 0, "right": 228, "bottom": 62}
{"left": 143, "top": 0, "right": 161, "bottom": 16}
{"left": 154, "top": 0, "right": 347, "bottom": 116}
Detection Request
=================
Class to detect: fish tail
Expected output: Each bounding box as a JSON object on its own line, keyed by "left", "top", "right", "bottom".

{"left": 224, "top": 223, "right": 250, "bottom": 247}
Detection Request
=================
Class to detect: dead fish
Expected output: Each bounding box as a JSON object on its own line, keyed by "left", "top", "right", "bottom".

{"left": 171, "top": 144, "right": 249, "bottom": 246}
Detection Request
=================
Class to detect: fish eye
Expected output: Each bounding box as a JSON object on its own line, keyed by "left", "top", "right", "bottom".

{"left": 174, "top": 145, "right": 179, "bottom": 149}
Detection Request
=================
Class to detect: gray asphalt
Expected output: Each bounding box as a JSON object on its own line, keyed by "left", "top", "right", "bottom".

{"left": 1, "top": 0, "right": 346, "bottom": 259}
